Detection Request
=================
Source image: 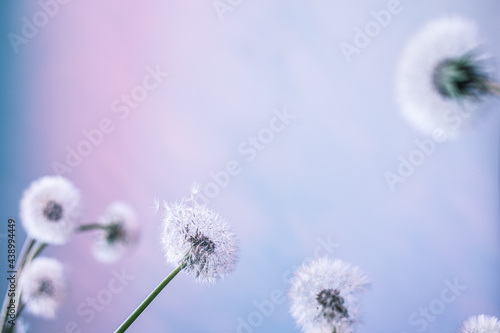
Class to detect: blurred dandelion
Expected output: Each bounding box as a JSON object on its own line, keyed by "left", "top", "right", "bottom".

{"left": 459, "top": 314, "right": 500, "bottom": 333}
{"left": 20, "top": 176, "right": 82, "bottom": 245}
{"left": 396, "top": 15, "right": 499, "bottom": 137}
{"left": 288, "top": 257, "right": 370, "bottom": 333}
{"left": 92, "top": 202, "right": 139, "bottom": 263}
{"left": 19, "top": 257, "right": 66, "bottom": 320}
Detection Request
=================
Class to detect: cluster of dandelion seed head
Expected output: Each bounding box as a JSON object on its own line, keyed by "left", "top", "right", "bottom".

{"left": 396, "top": 15, "right": 491, "bottom": 138}
{"left": 288, "top": 257, "right": 370, "bottom": 333}
{"left": 20, "top": 176, "right": 82, "bottom": 245}
{"left": 459, "top": 315, "right": 500, "bottom": 333}
{"left": 93, "top": 202, "right": 139, "bottom": 263}
{"left": 161, "top": 185, "right": 238, "bottom": 284}
{"left": 19, "top": 257, "right": 67, "bottom": 319}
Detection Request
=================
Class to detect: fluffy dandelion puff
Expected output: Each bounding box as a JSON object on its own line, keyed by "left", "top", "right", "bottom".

{"left": 160, "top": 186, "right": 238, "bottom": 284}
{"left": 459, "top": 314, "right": 500, "bottom": 333}
{"left": 288, "top": 257, "right": 370, "bottom": 333}
{"left": 396, "top": 15, "right": 493, "bottom": 138}
{"left": 19, "top": 257, "right": 66, "bottom": 319}
{"left": 93, "top": 202, "right": 139, "bottom": 263}
{"left": 20, "top": 176, "right": 82, "bottom": 245}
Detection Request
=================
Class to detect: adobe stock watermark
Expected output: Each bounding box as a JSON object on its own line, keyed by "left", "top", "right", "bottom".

{"left": 236, "top": 236, "right": 340, "bottom": 333}
{"left": 55, "top": 267, "right": 135, "bottom": 333}
{"left": 8, "top": 0, "right": 72, "bottom": 54}
{"left": 384, "top": 106, "right": 477, "bottom": 192}
{"left": 51, "top": 65, "right": 169, "bottom": 175}
{"left": 401, "top": 278, "right": 467, "bottom": 333}
{"left": 339, "top": 0, "right": 406, "bottom": 63}
{"left": 194, "top": 106, "right": 296, "bottom": 206}
{"left": 213, "top": 0, "right": 243, "bottom": 21}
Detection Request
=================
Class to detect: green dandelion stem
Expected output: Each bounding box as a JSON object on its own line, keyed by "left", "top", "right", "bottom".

{"left": 0, "top": 237, "right": 36, "bottom": 330}
{"left": 9, "top": 241, "right": 47, "bottom": 331}
{"left": 4, "top": 322, "right": 14, "bottom": 333}
{"left": 2, "top": 302, "right": 24, "bottom": 333}
{"left": 115, "top": 262, "right": 187, "bottom": 333}
{"left": 19, "top": 238, "right": 35, "bottom": 269}
{"left": 28, "top": 242, "right": 48, "bottom": 261}
{"left": 78, "top": 223, "right": 108, "bottom": 232}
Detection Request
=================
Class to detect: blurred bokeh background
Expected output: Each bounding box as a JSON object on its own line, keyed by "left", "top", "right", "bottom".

{"left": 1, "top": 0, "right": 500, "bottom": 332}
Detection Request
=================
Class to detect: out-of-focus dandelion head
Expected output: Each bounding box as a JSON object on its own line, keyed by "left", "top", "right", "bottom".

{"left": 92, "top": 202, "right": 139, "bottom": 263}
{"left": 19, "top": 257, "right": 67, "bottom": 319}
{"left": 396, "top": 15, "right": 492, "bottom": 138}
{"left": 288, "top": 257, "right": 370, "bottom": 333}
{"left": 20, "top": 176, "right": 82, "bottom": 245}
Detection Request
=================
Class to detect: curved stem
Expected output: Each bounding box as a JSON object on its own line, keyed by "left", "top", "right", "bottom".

{"left": 0, "top": 237, "right": 34, "bottom": 331}
{"left": 7, "top": 242, "right": 47, "bottom": 332}
{"left": 78, "top": 223, "right": 108, "bottom": 232}
{"left": 4, "top": 304, "right": 24, "bottom": 333}
{"left": 1, "top": 223, "right": 107, "bottom": 331}
{"left": 4, "top": 321, "right": 15, "bottom": 333}
{"left": 25, "top": 242, "right": 47, "bottom": 264}
{"left": 18, "top": 238, "right": 35, "bottom": 270}
{"left": 115, "top": 262, "right": 186, "bottom": 333}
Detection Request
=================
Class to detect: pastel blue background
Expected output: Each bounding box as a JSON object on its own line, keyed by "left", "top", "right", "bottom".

{"left": 1, "top": 1, "right": 499, "bottom": 332}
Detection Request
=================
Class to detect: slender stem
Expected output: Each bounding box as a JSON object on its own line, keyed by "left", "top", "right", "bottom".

{"left": 16, "top": 303, "right": 24, "bottom": 317}
{"left": 7, "top": 241, "right": 47, "bottom": 332}
{"left": 25, "top": 242, "right": 47, "bottom": 265}
{"left": 487, "top": 80, "right": 500, "bottom": 96}
{"left": 1, "top": 223, "right": 105, "bottom": 331}
{"left": 115, "top": 262, "right": 186, "bottom": 333}
{"left": 4, "top": 321, "right": 15, "bottom": 333}
{"left": 3, "top": 303, "right": 23, "bottom": 333}
{"left": 18, "top": 238, "right": 35, "bottom": 270}
{"left": 0, "top": 237, "right": 35, "bottom": 331}
{"left": 78, "top": 223, "right": 108, "bottom": 232}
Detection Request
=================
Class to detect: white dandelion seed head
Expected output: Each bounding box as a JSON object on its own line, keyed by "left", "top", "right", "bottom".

{"left": 396, "top": 15, "right": 491, "bottom": 138}
{"left": 20, "top": 176, "right": 82, "bottom": 245}
{"left": 160, "top": 195, "right": 238, "bottom": 284}
{"left": 93, "top": 202, "right": 139, "bottom": 263}
{"left": 19, "top": 257, "right": 66, "bottom": 319}
{"left": 288, "top": 257, "right": 370, "bottom": 333}
{"left": 459, "top": 314, "right": 500, "bottom": 333}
